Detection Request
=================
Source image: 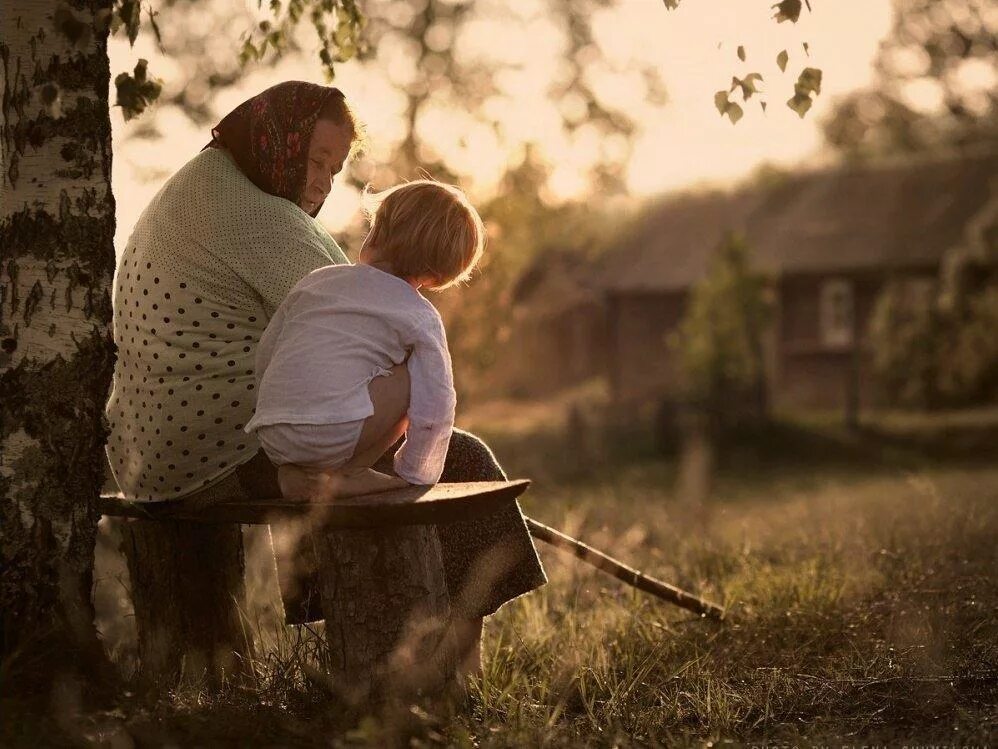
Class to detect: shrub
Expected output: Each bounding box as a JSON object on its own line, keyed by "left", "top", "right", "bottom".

{"left": 669, "top": 232, "right": 772, "bottom": 429}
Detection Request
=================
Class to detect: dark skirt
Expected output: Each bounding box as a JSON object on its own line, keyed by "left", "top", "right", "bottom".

{"left": 182, "top": 428, "right": 547, "bottom": 623}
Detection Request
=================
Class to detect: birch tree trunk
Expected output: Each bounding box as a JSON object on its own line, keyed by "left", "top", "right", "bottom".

{"left": 0, "top": 0, "right": 116, "bottom": 694}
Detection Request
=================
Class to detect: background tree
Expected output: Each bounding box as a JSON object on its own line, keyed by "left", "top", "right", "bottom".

{"left": 830, "top": 0, "right": 998, "bottom": 410}
{"left": 823, "top": 0, "right": 997, "bottom": 157}
{"left": 670, "top": 233, "right": 772, "bottom": 427}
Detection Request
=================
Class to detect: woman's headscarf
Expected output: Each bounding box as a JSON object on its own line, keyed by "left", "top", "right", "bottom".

{"left": 205, "top": 81, "right": 351, "bottom": 217}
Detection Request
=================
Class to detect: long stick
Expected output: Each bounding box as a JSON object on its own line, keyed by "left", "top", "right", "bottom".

{"left": 525, "top": 517, "right": 725, "bottom": 621}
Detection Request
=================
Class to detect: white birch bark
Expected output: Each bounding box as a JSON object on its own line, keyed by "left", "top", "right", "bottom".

{"left": 0, "top": 0, "right": 116, "bottom": 671}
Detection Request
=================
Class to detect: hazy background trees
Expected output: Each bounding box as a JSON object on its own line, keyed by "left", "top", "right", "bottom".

{"left": 823, "top": 0, "right": 997, "bottom": 157}
{"left": 838, "top": 0, "right": 998, "bottom": 409}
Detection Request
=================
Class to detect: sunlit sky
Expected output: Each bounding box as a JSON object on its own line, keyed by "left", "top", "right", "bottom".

{"left": 109, "top": 0, "right": 894, "bottom": 254}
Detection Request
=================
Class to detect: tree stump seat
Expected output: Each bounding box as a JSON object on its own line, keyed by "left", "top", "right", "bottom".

{"left": 100, "top": 480, "right": 531, "bottom": 703}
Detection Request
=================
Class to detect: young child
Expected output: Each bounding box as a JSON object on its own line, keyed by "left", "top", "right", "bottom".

{"left": 245, "top": 179, "right": 486, "bottom": 500}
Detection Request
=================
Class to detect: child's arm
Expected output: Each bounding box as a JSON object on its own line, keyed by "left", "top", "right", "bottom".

{"left": 393, "top": 312, "right": 456, "bottom": 485}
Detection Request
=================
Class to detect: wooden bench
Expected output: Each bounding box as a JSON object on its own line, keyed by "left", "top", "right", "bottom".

{"left": 100, "top": 480, "right": 530, "bottom": 703}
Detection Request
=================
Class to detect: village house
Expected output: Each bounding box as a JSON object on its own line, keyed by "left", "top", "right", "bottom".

{"left": 604, "top": 148, "right": 998, "bottom": 413}
{"left": 500, "top": 148, "right": 998, "bottom": 414}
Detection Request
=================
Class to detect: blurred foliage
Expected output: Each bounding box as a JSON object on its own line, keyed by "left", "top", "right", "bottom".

{"left": 437, "top": 149, "right": 618, "bottom": 401}
{"left": 868, "top": 279, "right": 943, "bottom": 408}
{"left": 670, "top": 233, "right": 772, "bottom": 419}
{"left": 824, "top": 0, "right": 998, "bottom": 157}
{"left": 838, "top": 0, "right": 998, "bottom": 409}
{"left": 108, "top": 0, "right": 364, "bottom": 121}
{"left": 345, "top": 0, "right": 668, "bottom": 196}
{"left": 870, "top": 263, "right": 998, "bottom": 409}
{"left": 240, "top": 0, "right": 366, "bottom": 75}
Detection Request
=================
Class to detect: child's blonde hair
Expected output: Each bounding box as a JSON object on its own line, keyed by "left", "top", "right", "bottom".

{"left": 363, "top": 179, "right": 486, "bottom": 290}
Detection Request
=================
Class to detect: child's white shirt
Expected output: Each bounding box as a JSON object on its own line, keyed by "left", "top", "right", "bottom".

{"left": 245, "top": 263, "right": 455, "bottom": 485}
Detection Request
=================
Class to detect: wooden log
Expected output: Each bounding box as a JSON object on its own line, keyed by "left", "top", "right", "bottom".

{"left": 119, "top": 518, "right": 252, "bottom": 686}
{"left": 100, "top": 481, "right": 532, "bottom": 700}
{"left": 310, "top": 523, "right": 455, "bottom": 705}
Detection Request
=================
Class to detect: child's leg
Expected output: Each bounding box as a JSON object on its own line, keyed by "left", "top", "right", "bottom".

{"left": 277, "top": 364, "right": 412, "bottom": 499}
{"left": 342, "top": 365, "right": 411, "bottom": 471}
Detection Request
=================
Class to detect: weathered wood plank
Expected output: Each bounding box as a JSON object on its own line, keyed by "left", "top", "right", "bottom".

{"left": 99, "top": 480, "right": 530, "bottom": 527}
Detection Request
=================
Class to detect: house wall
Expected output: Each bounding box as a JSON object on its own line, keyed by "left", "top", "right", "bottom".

{"left": 776, "top": 272, "right": 880, "bottom": 410}
{"left": 608, "top": 267, "right": 939, "bottom": 411}
{"left": 776, "top": 269, "right": 944, "bottom": 410}
{"left": 606, "top": 291, "right": 687, "bottom": 405}
{"left": 499, "top": 301, "right": 608, "bottom": 398}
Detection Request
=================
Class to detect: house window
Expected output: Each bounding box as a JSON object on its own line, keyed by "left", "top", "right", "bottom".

{"left": 820, "top": 278, "right": 854, "bottom": 347}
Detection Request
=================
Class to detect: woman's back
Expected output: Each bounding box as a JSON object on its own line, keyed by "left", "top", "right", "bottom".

{"left": 106, "top": 148, "right": 347, "bottom": 500}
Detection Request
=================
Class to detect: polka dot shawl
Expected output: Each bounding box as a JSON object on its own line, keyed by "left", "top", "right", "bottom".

{"left": 105, "top": 147, "right": 349, "bottom": 501}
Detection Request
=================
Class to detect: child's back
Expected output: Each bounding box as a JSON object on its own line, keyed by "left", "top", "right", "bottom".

{"left": 248, "top": 263, "right": 450, "bottom": 430}
{"left": 245, "top": 178, "right": 485, "bottom": 499}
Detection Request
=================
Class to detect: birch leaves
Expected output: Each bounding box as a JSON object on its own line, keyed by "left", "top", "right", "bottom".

{"left": 788, "top": 66, "right": 823, "bottom": 118}
{"left": 713, "top": 1, "right": 822, "bottom": 124}
{"left": 108, "top": 0, "right": 366, "bottom": 121}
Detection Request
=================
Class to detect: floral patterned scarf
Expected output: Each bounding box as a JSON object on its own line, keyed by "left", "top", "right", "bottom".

{"left": 205, "top": 81, "right": 347, "bottom": 217}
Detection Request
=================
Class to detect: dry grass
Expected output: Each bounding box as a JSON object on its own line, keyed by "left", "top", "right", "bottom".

{"left": 65, "top": 412, "right": 998, "bottom": 745}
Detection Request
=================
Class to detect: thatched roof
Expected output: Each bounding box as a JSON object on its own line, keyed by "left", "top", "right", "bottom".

{"left": 606, "top": 148, "right": 998, "bottom": 293}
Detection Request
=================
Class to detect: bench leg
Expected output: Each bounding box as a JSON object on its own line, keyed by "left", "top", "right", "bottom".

{"left": 119, "top": 518, "right": 251, "bottom": 686}
{"left": 311, "top": 524, "right": 456, "bottom": 704}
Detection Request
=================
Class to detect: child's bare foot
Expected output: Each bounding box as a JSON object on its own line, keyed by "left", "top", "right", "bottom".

{"left": 332, "top": 467, "right": 410, "bottom": 497}
{"left": 278, "top": 464, "right": 409, "bottom": 502}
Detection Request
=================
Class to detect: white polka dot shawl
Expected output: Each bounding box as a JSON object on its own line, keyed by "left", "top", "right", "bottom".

{"left": 105, "top": 148, "right": 349, "bottom": 500}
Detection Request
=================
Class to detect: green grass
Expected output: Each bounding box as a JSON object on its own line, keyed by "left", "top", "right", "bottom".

{"left": 59, "top": 413, "right": 998, "bottom": 744}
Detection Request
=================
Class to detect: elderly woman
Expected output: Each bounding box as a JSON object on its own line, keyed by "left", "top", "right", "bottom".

{"left": 105, "top": 81, "right": 545, "bottom": 665}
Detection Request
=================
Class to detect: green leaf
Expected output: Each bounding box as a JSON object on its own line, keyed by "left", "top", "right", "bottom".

{"left": 795, "top": 66, "right": 822, "bottom": 96}
{"left": 772, "top": 0, "right": 802, "bottom": 23}
{"left": 715, "top": 90, "right": 730, "bottom": 116}
{"left": 238, "top": 39, "right": 258, "bottom": 66}
{"left": 786, "top": 92, "right": 812, "bottom": 118}
{"left": 776, "top": 49, "right": 788, "bottom": 72}
{"left": 714, "top": 90, "right": 744, "bottom": 124}
{"left": 335, "top": 21, "right": 353, "bottom": 46}
{"left": 115, "top": 0, "right": 142, "bottom": 46}
{"left": 737, "top": 45, "right": 746, "bottom": 62}
{"left": 662, "top": 0, "right": 681, "bottom": 9}
{"left": 115, "top": 58, "right": 162, "bottom": 121}
{"left": 730, "top": 73, "right": 764, "bottom": 100}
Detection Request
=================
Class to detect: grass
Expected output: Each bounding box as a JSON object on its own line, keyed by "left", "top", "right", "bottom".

{"left": 26, "top": 408, "right": 998, "bottom": 745}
